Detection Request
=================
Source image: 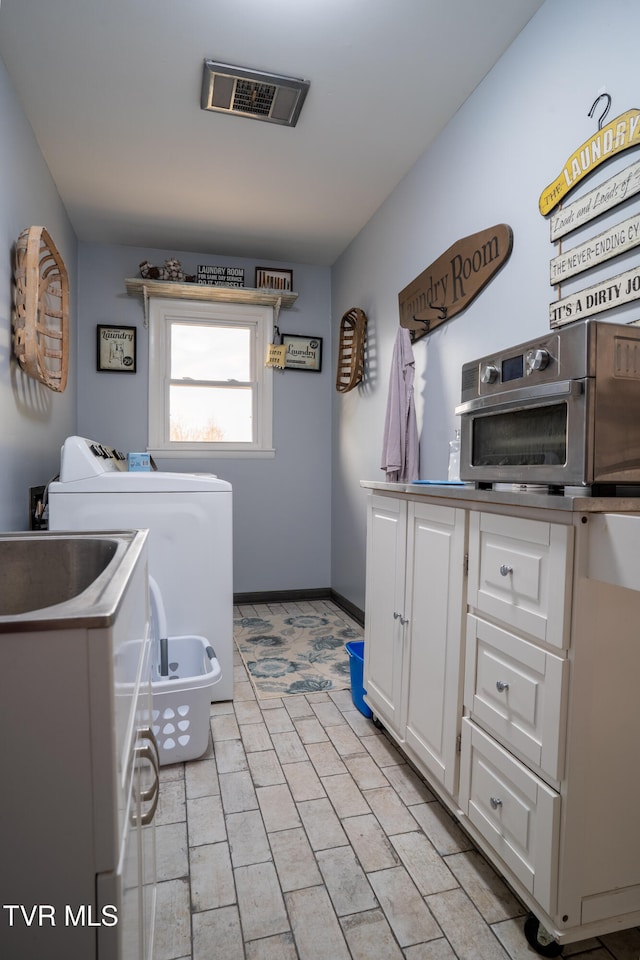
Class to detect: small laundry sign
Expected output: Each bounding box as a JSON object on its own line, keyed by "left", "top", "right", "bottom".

{"left": 197, "top": 265, "right": 245, "bottom": 287}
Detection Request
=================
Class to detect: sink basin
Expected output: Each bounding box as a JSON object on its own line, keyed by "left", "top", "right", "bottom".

{"left": 0, "top": 530, "right": 148, "bottom": 629}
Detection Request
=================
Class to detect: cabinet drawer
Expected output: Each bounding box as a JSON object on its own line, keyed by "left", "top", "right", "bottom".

{"left": 468, "top": 512, "right": 573, "bottom": 648}
{"left": 459, "top": 718, "right": 560, "bottom": 914}
{"left": 464, "top": 615, "right": 567, "bottom": 781}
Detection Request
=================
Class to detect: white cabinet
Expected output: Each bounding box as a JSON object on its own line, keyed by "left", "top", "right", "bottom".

{"left": 0, "top": 537, "right": 157, "bottom": 960}
{"left": 364, "top": 495, "right": 466, "bottom": 795}
{"left": 363, "top": 488, "right": 640, "bottom": 949}
{"left": 363, "top": 496, "right": 407, "bottom": 731}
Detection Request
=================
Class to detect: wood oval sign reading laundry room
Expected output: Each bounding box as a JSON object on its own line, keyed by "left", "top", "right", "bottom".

{"left": 398, "top": 224, "right": 513, "bottom": 342}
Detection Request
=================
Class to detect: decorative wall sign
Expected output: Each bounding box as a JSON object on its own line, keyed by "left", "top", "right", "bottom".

{"left": 544, "top": 97, "right": 640, "bottom": 331}
{"left": 398, "top": 224, "right": 513, "bottom": 342}
{"left": 539, "top": 107, "right": 640, "bottom": 216}
{"left": 197, "top": 265, "right": 244, "bottom": 288}
{"left": 549, "top": 158, "right": 640, "bottom": 242}
{"left": 550, "top": 264, "right": 640, "bottom": 328}
{"left": 255, "top": 267, "right": 293, "bottom": 291}
{"left": 550, "top": 212, "right": 640, "bottom": 284}
{"left": 265, "top": 342, "right": 287, "bottom": 369}
{"left": 13, "top": 225, "right": 69, "bottom": 392}
{"left": 281, "top": 333, "right": 322, "bottom": 371}
{"left": 336, "top": 307, "right": 367, "bottom": 393}
{"left": 97, "top": 325, "right": 137, "bottom": 372}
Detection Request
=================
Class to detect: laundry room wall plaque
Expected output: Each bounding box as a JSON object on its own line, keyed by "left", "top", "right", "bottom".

{"left": 542, "top": 96, "right": 640, "bottom": 328}
{"left": 539, "top": 107, "right": 640, "bottom": 216}
{"left": 197, "top": 265, "right": 245, "bottom": 287}
{"left": 398, "top": 224, "right": 513, "bottom": 342}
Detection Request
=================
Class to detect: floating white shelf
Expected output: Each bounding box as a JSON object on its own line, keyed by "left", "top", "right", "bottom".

{"left": 125, "top": 278, "right": 298, "bottom": 309}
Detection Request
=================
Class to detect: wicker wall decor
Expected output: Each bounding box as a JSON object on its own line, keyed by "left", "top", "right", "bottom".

{"left": 13, "top": 225, "right": 69, "bottom": 392}
{"left": 336, "top": 307, "right": 367, "bottom": 393}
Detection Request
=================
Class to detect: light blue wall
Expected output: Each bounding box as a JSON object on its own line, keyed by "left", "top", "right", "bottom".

{"left": 77, "top": 243, "right": 332, "bottom": 594}
{"left": 330, "top": 0, "right": 640, "bottom": 611}
{"left": 0, "top": 56, "right": 77, "bottom": 531}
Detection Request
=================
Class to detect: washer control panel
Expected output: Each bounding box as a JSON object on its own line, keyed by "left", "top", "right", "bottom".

{"left": 59, "top": 436, "right": 128, "bottom": 481}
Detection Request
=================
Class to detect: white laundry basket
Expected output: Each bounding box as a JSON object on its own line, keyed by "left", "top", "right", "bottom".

{"left": 149, "top": 635, "right": 220, "bottom": 764}
{"left": 149, "top": 577, "right": 221, "bottom": 764}
{"left": 118, "top": 578, "right": 222, "bottom": 765}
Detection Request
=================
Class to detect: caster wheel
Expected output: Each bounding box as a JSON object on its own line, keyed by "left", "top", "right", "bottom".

{"left": 524, "top": 913, "right": 562, "bottom": 957}
{"left": 371, "top": 714, "right": 384, "bottom": 730}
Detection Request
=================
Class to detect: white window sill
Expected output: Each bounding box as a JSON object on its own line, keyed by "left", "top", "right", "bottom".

{"left": 149, "top": 448, "right": 276, "bottom": 460}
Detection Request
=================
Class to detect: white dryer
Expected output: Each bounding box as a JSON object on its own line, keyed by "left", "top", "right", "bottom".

{"left": 48, "top": 436, "right": 233, "bottom": 701}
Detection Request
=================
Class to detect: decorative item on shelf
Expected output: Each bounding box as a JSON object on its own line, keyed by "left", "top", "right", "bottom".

{"left": 13, "top": 225, "right": 69, "bottom": 392}
{"left": 255, "top": 266, "right": 293, "bottom": 291}
{"left": 139, "top": 258, "right": 196, "bottom": 283}
{"left": 97, "top": 324, "right": 137, "bottom": 373}
{"left": 336, "top": 307, "right": 367, "bottom": 393}
{"left": 281, "top": 333, "right": 322, "bottom": 372}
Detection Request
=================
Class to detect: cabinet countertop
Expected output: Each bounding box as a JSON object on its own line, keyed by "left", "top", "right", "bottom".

{"left": 360, "top": 479, "right": 640, "bottom": 514}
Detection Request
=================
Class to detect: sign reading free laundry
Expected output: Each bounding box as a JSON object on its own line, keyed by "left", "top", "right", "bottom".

{"left": 539, "top": 108, "right": 640, "bottom": 216}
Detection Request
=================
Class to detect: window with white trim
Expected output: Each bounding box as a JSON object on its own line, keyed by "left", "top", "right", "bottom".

{"left": 148, "top": 298, "right": 274, "bottom": 457}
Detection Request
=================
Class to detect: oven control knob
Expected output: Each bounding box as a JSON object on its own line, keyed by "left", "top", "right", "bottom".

{"left": 480, "top": 363, "right": 498, "bottom": 384}
{"left": 526, "top": 348, "right": 550, "bottom": 374}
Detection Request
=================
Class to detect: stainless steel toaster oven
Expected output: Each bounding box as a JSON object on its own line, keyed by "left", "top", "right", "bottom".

{"left": 454, "top": 319, "right": 640, "bottom": 492}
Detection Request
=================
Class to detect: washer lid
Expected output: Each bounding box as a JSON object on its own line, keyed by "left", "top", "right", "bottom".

{"left": 49, "top": 471, "right": 232, "bottom": 493}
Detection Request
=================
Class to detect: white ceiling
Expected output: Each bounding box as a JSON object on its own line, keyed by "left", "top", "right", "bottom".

{"left": 0, "top": 0, "right": 544, "bottom": 266}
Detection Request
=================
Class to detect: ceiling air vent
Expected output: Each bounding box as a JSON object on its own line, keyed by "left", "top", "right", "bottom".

{"left": 201, "top": 60, "right": 309, "bottom": 127}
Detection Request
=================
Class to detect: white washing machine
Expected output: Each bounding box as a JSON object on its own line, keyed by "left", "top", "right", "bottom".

{"left": 48, "top": 435, "right": 233, "bottom": 701}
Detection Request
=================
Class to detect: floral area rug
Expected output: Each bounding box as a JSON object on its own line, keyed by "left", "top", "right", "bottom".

{"left": 234, "top": 611, "right": 363, "bottom": 698}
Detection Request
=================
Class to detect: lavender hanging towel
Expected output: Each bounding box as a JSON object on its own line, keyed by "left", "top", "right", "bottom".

{"left": 380, "top": 327, "right": 420, "bottom": 482}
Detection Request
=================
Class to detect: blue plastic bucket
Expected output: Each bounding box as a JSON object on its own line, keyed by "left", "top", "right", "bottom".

{"left": 345, "top": 640, "right": 373, "bottom": 718}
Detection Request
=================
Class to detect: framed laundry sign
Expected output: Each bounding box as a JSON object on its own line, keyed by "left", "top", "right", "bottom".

{"left": 97, "top": 325, "right": 137, "bottom": 372}
{"left": 281, "top": 333, "right": 323, "bottom": 372}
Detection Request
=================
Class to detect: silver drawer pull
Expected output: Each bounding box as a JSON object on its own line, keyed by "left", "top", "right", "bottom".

{"left": 490, "top": 796, "right": 503, "bottom": 810}
{"left": 495, "top": 680, "right": 509, "bottom": 693}
{"left": 499, "top": 564, "right": 513, "bottom": 577}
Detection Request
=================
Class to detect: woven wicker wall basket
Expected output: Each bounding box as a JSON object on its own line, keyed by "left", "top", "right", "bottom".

{"left": 336, "top": 307, "right": 367, "bottom": 393}
{"left": 13, "top": 225, "right": 69, "bottom": 393}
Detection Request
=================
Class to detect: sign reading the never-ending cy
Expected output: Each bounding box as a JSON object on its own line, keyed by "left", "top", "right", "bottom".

{"left": 398, "top": 224, "right": 513, "bottom": 342}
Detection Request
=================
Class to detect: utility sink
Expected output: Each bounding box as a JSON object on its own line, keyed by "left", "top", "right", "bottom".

{"left": 0, "top": 530, "right": 148, "bottom": 629}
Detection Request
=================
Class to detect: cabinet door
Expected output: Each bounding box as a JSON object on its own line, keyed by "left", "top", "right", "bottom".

{"left": 403, "top": 502, "right": 466, "bottom": 796}
{"left": 364, "top": 496, "right": 407, "bottom": 731}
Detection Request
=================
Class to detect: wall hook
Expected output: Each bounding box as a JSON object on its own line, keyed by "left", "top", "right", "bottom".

{"left": 413, "top": 316, "right": 431, "bottom": 336}
{"left": 429, "top": 302, "right": 448, "bottom": 321}
{"left": 588, "top": 93, "right": 611, "bottom": 130}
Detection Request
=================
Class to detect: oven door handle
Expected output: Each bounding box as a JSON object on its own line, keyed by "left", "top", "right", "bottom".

{"left": 454, "top": 378, "right": 582, "bottom": 416}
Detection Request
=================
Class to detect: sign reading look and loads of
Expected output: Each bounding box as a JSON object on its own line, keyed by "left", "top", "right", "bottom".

{"left": 398, "top": 224, "right": 513, "bottom": 341}
{"left": 541, "top": 101, "right": 640, "bottom": 329}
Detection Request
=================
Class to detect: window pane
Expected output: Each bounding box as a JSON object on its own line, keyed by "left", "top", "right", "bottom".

{"left": 169, "top": 385, "right": 253, "bottom": 442}
{"left": 171, "top": 323, "right": 251, "bottom": 381}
